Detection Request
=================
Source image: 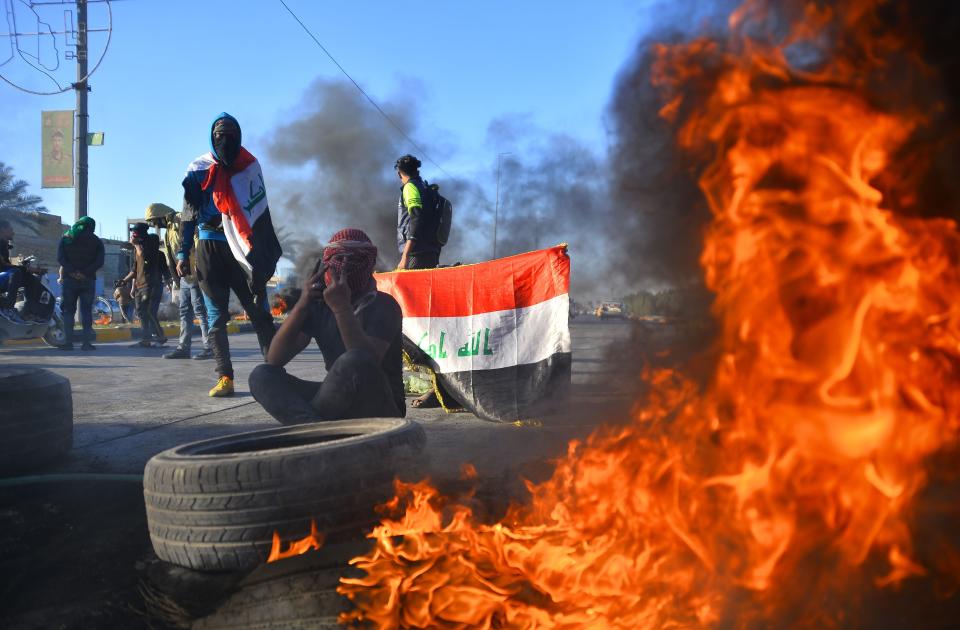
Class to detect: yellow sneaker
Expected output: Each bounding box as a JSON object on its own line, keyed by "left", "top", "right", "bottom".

{"left": 209, "top": 376, "right": 234, "bottom": 398}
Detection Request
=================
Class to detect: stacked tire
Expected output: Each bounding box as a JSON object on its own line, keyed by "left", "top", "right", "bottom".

{"left": 0, "top": 366, "right": 73, "bottom": 475}
{"left": 144, "top": 418, "right": 427, "bottom": 571}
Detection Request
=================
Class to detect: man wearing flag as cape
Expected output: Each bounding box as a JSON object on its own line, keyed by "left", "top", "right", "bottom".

{"left": 179, "top": 113, "right": 282, "bottom": 397}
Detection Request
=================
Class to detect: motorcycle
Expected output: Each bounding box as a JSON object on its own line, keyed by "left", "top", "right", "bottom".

{"left": 0, "top": 256, "right": 66, "bottom": 347}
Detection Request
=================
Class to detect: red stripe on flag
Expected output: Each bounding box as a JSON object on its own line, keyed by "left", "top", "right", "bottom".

{"left": 375, "top": 245, "right": 569, "bottom": 318}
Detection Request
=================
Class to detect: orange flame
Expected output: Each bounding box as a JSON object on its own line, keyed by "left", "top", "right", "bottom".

{"left": 95, "top": 314, "right": 111, "bottom": 326}
{"left": 271, "top": 296, "right": 288, "bottom": 318}
{"left": 266, "top": 519, "right": 324, "bottom": 563}
{"left": 336, "top": 1, "right": 960, "bottom": 627}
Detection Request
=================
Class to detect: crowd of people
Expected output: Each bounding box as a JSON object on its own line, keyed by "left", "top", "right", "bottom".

{"left": 0, "top": 113, "right": 451, "bottom": 424}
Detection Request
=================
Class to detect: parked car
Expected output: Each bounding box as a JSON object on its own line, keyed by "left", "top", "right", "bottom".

{"left": 596, "top": 301, "right": 624, "bottom": 319}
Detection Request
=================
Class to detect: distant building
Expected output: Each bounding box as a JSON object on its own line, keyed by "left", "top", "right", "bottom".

{"left": 0, "top": 207, "right": 64, "bottom": 271}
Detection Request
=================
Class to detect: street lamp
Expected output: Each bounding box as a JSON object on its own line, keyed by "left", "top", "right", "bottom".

{"left": 493, "top": 152, "right": 512, "bottom": 260}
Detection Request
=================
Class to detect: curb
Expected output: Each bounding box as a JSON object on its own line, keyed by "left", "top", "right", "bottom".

{"left": 4, "top": 320, "right": 257, "bottom": 348}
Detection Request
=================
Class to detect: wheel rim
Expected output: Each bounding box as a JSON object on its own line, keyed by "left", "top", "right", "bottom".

{"left": 94, "top": 297, "right": 113, "bottom": 325}
{"left": 45, "top": 324, "right": 66, "bottom": 345}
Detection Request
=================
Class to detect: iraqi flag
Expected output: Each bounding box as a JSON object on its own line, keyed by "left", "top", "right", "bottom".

{"left": 188, "top": 149, "right": 283, "bottom": 285}
{"left": 375, "top": 245, "right": 572, "bottom": 423}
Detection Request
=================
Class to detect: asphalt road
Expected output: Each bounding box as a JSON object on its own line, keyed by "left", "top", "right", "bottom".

{"left": 0, "top": 319, "right": 637, "bottom": 485}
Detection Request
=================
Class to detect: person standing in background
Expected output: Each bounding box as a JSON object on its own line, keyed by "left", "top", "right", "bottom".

{"left": 394, "top": 154, "right": 442, "bottom": 271}
{"left": 121, "top": 223, "right": 168, "bottom": 348}
{"left": 145, "top": 203, "right": 212, "bottom": 360}
{"left": 57, "top": 216, "right": 104, "bottom": 351}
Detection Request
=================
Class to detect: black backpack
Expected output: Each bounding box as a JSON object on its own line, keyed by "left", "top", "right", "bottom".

{"left": 426, "top": 182, "right": 453, "bottom": 246}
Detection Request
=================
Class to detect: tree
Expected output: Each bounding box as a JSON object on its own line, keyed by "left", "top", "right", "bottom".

{"left": 0, "top": 162, "right": 46, "bottom": 213}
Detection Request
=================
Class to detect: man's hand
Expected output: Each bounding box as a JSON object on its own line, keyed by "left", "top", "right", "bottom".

{"left": 71, "top": 271, "right": 85, "bottom": 281}
{"left": 298, "top": 264, "right": 326, "bottom": 307}
{"left": 176, "top": 259, "right": 187, "bottom": 277}
{"left": 323, "top": 267, "right": 351, "bottom": 314}
{"left": 398, "top": 238, "right": 414, "bottom": 271}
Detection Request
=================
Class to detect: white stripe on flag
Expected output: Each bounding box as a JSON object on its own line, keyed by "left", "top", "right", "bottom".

{"left": 403, "top": 293, "right": 570, "bottom": 374}
{"left": 222, "top": 216, "right": 253, "bottom": 273}
{"left": 230, "top": 161, "right": 269, "bottom": 223}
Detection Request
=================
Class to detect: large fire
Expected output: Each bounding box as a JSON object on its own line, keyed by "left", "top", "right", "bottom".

{"left": 271, "top": 0, "right": 960, "bottom": 626}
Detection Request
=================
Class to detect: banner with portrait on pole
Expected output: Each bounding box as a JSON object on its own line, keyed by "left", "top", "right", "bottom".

{"left": 41, "top": 110, "right": 74, "bottom": 188}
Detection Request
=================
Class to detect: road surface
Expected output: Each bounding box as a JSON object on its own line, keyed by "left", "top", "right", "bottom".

{"left": 0, "top": 319, "right": 639, "bottom": 485}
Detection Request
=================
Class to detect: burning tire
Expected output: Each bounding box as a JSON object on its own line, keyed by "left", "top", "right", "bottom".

{"left": 0, "top": 366, "right": 73, "bottom": 475}
{"left": 143, "top": 418, "right": 427, "bottom": 572}
{"left": 193, "top": 565, "right": 354, "bottom": 629}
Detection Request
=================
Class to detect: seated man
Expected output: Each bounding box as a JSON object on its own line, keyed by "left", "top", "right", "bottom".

{"left": 249, "top": 229, "right": 405, "bottom": 425}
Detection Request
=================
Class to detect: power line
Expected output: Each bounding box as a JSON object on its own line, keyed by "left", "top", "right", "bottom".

{"left": 276, "top": 0, "right": 452, "bottom": 179}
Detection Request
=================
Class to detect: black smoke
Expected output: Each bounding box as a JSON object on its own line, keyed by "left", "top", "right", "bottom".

{"left": 604, "top": 0, "right": 960, "bottom": 292}
{"left": 264, "top": 0, "right": 960, "bottom": 303}
{"left": 267, "top": 78, "right": 414, "bottom": 279}
{"left": 265, "top": 78, "right": 614, "bottom": 298}
{"left": 605, "top": 0, "right": 738, "bottom": 290}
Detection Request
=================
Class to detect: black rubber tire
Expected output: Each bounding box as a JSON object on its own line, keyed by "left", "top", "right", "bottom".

{"left": 42, "top": 311, "right": 66, "bottom": 347}
{"left": 193, "top": 565, "right": 352, "bottom": 629}
{"left": 143, "top": 418, "right": 427, "bottom": 572}
{"left": 0, "top": 366, "right": 73, "bottom": 476}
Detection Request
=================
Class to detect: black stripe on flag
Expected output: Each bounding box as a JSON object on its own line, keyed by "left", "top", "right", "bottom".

{"left": 405, "top": 337, "right": 571, "bottom": 423}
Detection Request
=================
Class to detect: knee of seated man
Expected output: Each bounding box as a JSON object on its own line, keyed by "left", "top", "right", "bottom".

{"left": 248, "top": 363, "right": 283, "bottom": 393}
{"left": 331, "top": 349, "right": 379, "bottom": 376}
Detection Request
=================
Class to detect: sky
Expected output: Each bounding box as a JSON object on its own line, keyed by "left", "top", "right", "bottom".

{"left": 1, "top": 0, "right": 652, "bottom": 281}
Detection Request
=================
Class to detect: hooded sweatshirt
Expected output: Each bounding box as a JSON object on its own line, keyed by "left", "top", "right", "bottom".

{"left": 58, "top": 218, "right": 104, "bottom": 279}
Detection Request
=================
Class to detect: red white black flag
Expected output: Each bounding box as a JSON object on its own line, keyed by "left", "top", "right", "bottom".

{"left": 376, "top": 245, "right": 572, "bottom": 422}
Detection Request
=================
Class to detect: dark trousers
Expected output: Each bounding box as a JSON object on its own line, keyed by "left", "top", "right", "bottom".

{"left": 0, "top": 267, "right": 43, "bottom": 312}
{"left": 61, "top": 276, "right": 95, "bottom": 345}
{"left": 119, "top": 301, "right": 135, "bottom": 323}
{"left": 150, "top": 282, "right": 163, "bottom": 322}
{"left": 249, "top": 350, "right": 401, "bottom": 425}
{"left": 196, "top": 239, "right": 275, "bottom": 379}
{"left": 405, "top": 251, "right": 440, "bottom": 270}
{"left": 135, "top": 283, "right": 165, "bottom": 342}
{"left": 0, "top": 267, "right": 24, "bottom": 308}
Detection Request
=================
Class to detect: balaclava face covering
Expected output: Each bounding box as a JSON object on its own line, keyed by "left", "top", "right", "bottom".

{"left": 322, "top": 228, "right": 378, "bottom": 295}
{"left": 211, "top": 114, "right": 242, "bottom": 168}
{"left": 131, "top": 222, "right": 149, "bottom": 244}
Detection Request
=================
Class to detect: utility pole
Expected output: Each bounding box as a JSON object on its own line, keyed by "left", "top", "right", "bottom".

{"left": 492, "top": 152, "right": 511, "bottom": 260}
{"left": 1, "top": 0, "right": 110, "bottom": 219}
{"left": 74, "top": 0, "right": 89, "bottom": 220}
